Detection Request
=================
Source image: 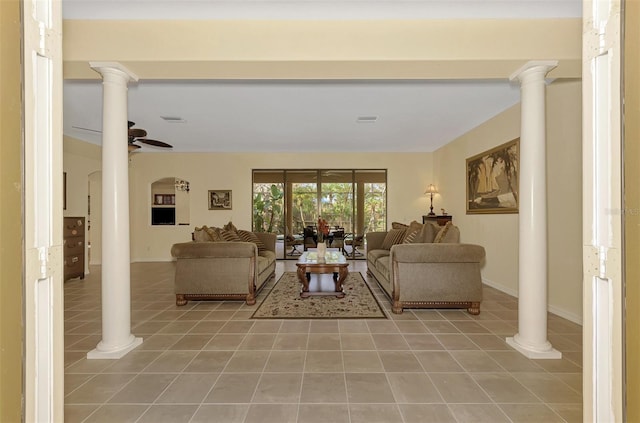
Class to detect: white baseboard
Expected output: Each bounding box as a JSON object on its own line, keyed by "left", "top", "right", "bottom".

{"left": 482, "top": 278, "right": 583, "bottom": 326}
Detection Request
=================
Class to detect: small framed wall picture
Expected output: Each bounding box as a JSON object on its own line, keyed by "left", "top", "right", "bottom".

{"left": 208, "top": 190, "right": 232, "bottom": 210}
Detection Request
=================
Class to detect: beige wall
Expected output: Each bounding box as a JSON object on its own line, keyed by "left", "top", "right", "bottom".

{"left": 433, "top": 79, "right": 583, "bottom": 323}
{"left": 0, "top": 0, "right": 24, "bottom": 420}
{"left": 128, "top": 152, "right": 432, "bottom": 261}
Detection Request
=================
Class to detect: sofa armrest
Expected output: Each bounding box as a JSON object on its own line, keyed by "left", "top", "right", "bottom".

{"left": 254, "top": 232, "right": 277, "bottom": 253}
{"left": 390, "top": 243, "right": 485, "bottom": 263}
{"left": 171, "top": 241, "right": 258, "bottom": 259}
{"left": 366, "top": 232, "right": 387, "bottom": 251}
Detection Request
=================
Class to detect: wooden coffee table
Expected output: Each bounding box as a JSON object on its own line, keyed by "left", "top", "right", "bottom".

{"left": 296, "top": 250, "right": 349, "bottom": 298}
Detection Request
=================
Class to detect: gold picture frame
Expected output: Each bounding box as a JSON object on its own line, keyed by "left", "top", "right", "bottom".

{"left": 208, "top": 190, "right": 232, "bottom": 210}
{"left": 466, "top": 138, "right": 519, "bottom": 214}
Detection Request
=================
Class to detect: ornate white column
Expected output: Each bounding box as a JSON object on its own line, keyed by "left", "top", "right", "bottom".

{"left": 506, "top": 61, "right": 561, "bottom": 359}
{"left": 87, "top": 62, "right": 142, "bottom": 359}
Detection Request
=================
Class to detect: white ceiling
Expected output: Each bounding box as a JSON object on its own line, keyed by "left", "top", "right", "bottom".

{"left": 62, "top": 0, "right": 581, "bottom": 153}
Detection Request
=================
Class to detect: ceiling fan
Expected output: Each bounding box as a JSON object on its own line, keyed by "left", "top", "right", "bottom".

{"left": 128, "top": 121, "right": 173, "bottom": 151}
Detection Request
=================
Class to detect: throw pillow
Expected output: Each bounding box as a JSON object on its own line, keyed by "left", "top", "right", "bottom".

{"left": 417, "top": 222, "right": 440, "bottom": 243}
{"left": 402, "top": 221, "right": 424, "bottom": 243}
{"left": 205, "top": 226, "right": 225, "bottom": 242}
{"left": 381, "top": 228, "right": 407, "bottom": 250}
{"left": 391, "top": 221, "right": 409, "bottom": 230}
{"left": 223, "top": 221, "right": 238, "bottom": 233}
{"left": 219, "top": 228, "right": 242, "bottom": 242}
{"left": 193, "top": 226, "right": 212, "bottom": 242}
{"left": 433, "top": 222, "right": 460, "bottom": 243}
{"left": 237, "top": 229, "right": 267, "bottom": 252}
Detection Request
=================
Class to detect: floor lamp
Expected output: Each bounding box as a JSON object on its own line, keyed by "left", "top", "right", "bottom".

{"left": 425, "top": 184, "right": 438, "bottom": 216}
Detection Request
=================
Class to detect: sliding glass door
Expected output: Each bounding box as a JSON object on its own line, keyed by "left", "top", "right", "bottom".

{"left": 252, "top": 169, "right": 386, "bottom": 259}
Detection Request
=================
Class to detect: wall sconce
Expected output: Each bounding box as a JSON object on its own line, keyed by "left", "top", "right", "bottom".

{"left": 424, "top": 184, "right": 438, "bottom": 216}
{"left": 175, "top": 179, "right": 190, "bottom": 192}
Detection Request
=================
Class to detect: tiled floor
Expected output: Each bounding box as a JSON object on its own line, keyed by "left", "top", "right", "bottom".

{"left": 64, "top": 260, "right": 583, "bottom": 423}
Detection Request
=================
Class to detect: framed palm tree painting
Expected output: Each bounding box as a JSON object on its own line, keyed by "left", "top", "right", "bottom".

{"left": 466, "top": 138, "right": 519, "bottom": 214}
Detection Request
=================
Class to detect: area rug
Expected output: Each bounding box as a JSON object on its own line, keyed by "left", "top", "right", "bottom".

{"left": 251, "top": 272, "right": 387, "bottom": 319}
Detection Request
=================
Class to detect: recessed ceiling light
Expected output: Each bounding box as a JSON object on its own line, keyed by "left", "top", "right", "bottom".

{"left": 161, "top": 116, "right": 186, "bottom": 123}
{"left": 356, "top": 116, "right": 378, "bottom": 123}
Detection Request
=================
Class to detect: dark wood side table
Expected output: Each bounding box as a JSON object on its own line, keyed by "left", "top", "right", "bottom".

{"left": 423, "top": 215, "right": 453, "bottom": 226}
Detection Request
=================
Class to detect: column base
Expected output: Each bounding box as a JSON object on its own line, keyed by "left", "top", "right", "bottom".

{"left": 87, "top": 336, "right": 143, "bottom": 360}
{"left": 506, "top": 335, "right": 562, "bottom": 359}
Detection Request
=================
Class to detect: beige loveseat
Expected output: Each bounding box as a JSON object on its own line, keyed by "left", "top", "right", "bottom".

{"left": 366, "top": 221, "right": 485, "bottom": 315}
{"left": 171, "top": 224, "right": 276, "bottom": 306}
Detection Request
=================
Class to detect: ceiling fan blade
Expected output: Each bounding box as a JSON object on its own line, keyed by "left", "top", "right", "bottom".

{"left": 129, "top": 128, "right": 147, "bottom": 138}
{"left": 128, "top": 143, "right": 141, "bottom": 152}
{"left": 128, "top": 121, "right": 135, "bottom": 128}
{"left": 137, "top": 138, "right": 173, "bottom": 148}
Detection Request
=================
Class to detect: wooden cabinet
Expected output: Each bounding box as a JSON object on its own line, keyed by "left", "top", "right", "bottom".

{"left": 423, "top": 215, "right": 453, "bottom": 226}
{"left": 64, "top": 217, "right": 85, "bottom": 281}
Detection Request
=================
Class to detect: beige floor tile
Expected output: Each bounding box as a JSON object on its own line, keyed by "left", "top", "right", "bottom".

{"left": 169, "top": 334, "right": 214, "bottom": 350}
{"left": 448, "top": 404, "right": 511, "bottom": 423}
{"left": 348, "top": 404, "right": 403, "bottom": 423}
{"left": 499, "top": 403, "right": 566, "bottom": 422}
{"left": 264, "top": 350, "right": 306, "bottom": 372}
{"left": 82, "top": 404, "right": 148, "bottom": 423}
{"left": 394, "top": 321, "right": 429, "bottom": 333}
{"left": 188, "top": 320, "right": 225, "bottom": 334}
{"left": 304, "top": 350, "right": 344, "bottom": 372}
{"left": 137, "top": 404, "right": 198, "bottom": 423}
{"left": 280, "top": 320, "right": 311, "bottom": 333}
{"left": 65, "top": 373, "right": 136, "bottom": 404}
{"left": 342, "top": 351, "right": 385, "bottom": 372}
{"left": 371, "top": 334, "right": 410, "bottom": 350}
{"left": 156, "top": 373, "right": 218, "bottom": 403}
{"left": 422, "top": 320, "right": 460, "bottom": 333}
{"left": 183, "top": 350, "right": 234, "bottom": 372}
{"left": 398, "top": 404, "right": 456, "bottom": 422}
{"left": 429, "top": 373, "right": 491, "bottom": 403}
{"left": 340, "top": 333, "right": 375, "bottom": 350}
{"left": 253, "top": 373, "right": 303, "bottom": 403}
{"left": 300, "top": 373, "right": 348, "bottom": 403}
{"left": 472, "top": 373, "right": 541, "bottom": 402}
{"left": 309, "top": 320, "right": 339, "bottom": 333}
{"left": 243, "top": 404, "right": 298, "bottom": 423}
{"left": 203, "top": 334, "right": 246, "bottom": 350}
{"left": 190, "top": 404, "right": 248, "bottom": 423}
{"left": 378, "top": 351, "right": 423, "bottom": 372}
{"left": 307, "top": 333, "right": 341, "bottom": 350}
{"left": 435, "top": 334, "right": 479, "bottom": 350}
{"left": 297, "top": 403, "right": 349, "bottom": 423}
{"left": 204, "top": 373, "right": 261, "bottom": 403}
{"left": 466, "top": 333, "right": 512, "bottom": 350}
{"left": 414, "top": 351, "right": 464, "bottom": 372}
{"left": 108, "top": 373, "right": 176, "bottom": 403}
{"left": 548, "top": 403, "right": 583, "bottom": 423}
{"left": 515, "top": 372, "right": 582, "bottom": 404}
{"left": 273, "top": 333, "right": 309, "bottom": 350}
{"left": 224, "top": 350, "right": 270, "bottom": 372}
{"left": 64, "top": 262, "right": 583, "bottom": 419}
{"left": 64, "top": 404, "right": 99, "bottom": 423}
{"left": 239, "top": 333, "right": 277, "bottom": 350}
{"left": 143, "top": 350, "right": 198, "bottom": 372}
{"left": 450, "top": 350, "right": 504, "bottom": 372}
{"left": 345, "top": 373, "right": 394, "bottom": 403}
{"left": 387, "top": 372, "right": 443, "bottom": 403}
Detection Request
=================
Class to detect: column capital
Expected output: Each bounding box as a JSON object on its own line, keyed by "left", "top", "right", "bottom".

{"left": 510, "top": 60, "right": 558, "bottom": 82}
{"left": 90, "top": 62, "right": 139, "bottom": 83}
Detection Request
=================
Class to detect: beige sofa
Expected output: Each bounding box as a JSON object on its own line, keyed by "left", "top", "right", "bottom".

{"left": 366, "top": 221, "right": 485, "bottom": 315}
{"left": 171, "top": 227, "right": 276, "bottom": 306}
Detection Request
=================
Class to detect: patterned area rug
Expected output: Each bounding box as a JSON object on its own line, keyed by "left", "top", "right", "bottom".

{"left": 251, "top": 271, "right": 387, "bottom": 319}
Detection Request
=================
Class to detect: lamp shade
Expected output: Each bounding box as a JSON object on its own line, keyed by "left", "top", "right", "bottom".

{"left": 424, "top": 184, "right": 438, "bottom": 194}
